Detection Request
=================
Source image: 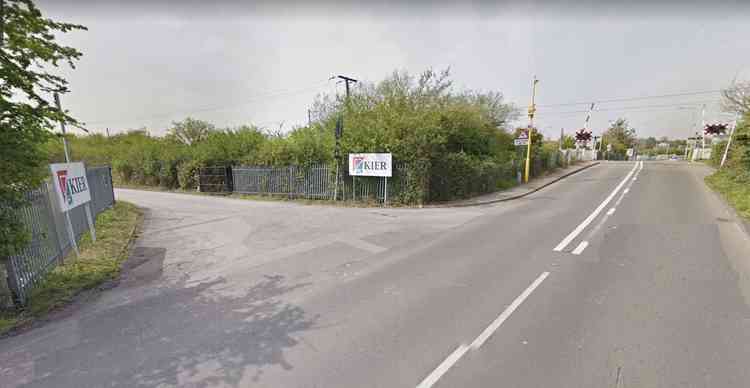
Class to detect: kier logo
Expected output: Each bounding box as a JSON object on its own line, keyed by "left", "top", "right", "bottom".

{"left": 56, "top": 170, "right": 73, "bottom": 205}
{"left": 353, "top": 156, "right": 365, "bottom": 174}
{"left": 55, "top": 168, "right": 88, "bottom": 206}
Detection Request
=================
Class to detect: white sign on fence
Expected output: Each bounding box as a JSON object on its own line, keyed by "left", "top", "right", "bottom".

{"left": 514, "top": 138, "right": 529, "bottom": 146}
{"left": 50, "top": 162, "right": 92, "bottom": 212}
{"left": 348, "top": 153, "right": 392, "bottom": 177}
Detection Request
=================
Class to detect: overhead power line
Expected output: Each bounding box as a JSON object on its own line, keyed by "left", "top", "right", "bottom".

{"left": 537, "top": 99, "right": 719, "bottom": 117}
{"left": 536, "top": 89, "right": 722, "bottom": 108}
{"left": 85, "top": 79, "right": 333, "bottom": 126}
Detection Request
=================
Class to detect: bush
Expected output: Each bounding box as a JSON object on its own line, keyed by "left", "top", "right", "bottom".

{"left": 177, "top": 159, "right": 202, "bottom": 190}
{"left": 711, "top": 141, "right": 727, "bottom": 167}
{"left": 428, "top": 152, "right": 515, "bottom": 202}
{"left": 43, "top": 69, "right": 590, "bottom": 203}
{"left": 111, "top": 158, "right": 134, "bottom": 184}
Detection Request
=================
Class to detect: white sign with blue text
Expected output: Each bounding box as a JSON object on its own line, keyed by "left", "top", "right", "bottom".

{"left": 348, "top": 153, "right": 392, "bottom": 177}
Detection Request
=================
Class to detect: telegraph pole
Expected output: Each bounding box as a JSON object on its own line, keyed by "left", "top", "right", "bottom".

{"left": 700, "top": 104, "right": 706, "bottom": 158}
{"left": 333, "top": 75, "right": 358, "bottom": 200}
{"left": 307, "top": 109, "right": 312, "bottom": 127}
{"left": 337, "top": 75, "right": 358, "bottom": 102}
{"left": 54, "top": 92, "right": 72, "bottom": 163}
{"left": 720, "top": 113, "right": 740, "bottom": 168}
{"left": 524, "top": 76, "right": 539, "bottom": 183}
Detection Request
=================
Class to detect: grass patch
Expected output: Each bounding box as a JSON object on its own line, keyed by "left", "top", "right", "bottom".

{"left": 0, "top": 316, "right": 17, "bottom": 333}
{"left": 705, "top": 170, "right": 750, "bottom": 221}
{"left": 1, "top": 201, "right": 142, "bottom": 335}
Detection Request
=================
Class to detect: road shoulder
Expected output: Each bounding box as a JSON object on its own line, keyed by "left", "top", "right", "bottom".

{"left": 692, "top": 163, "right": 750, "bottom": 307}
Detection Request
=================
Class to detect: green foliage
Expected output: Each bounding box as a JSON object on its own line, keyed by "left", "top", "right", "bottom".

{"left": 710, "top": 141, "right": 727, "bottom": 167}
{"left": 706, "top": 170, "right": 750, "bottom": 221}
{"left": 42, "top": 68, "right": 576, "bottom": 204}
{"left": 1, "top": 0, "right": 86, "bottom": 257}
{"left": 561, "top": 135, "right": 576, "bottom": 149}
{"left": 601, "top": 118, "right": 636, "bottom": 158}
{"left": 1, "top": 201, "right": 141, "bottom": 333}
{"left": 428, "top": 152, "right": 515, "bottom": 201}
{"left": 167, "top": 117, "right": 214, "bottom": 146}
{"left": 706, "top": 112, "right": 750, "bottom": 222}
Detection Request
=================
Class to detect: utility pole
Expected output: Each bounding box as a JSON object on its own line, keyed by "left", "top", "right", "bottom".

{"left": 53, "top": 92, "right": 86, "bottom": 257}
{"left": 333, "top": 75, "right": 358, "bottom": 200}
{"left": 700, "top": 104, "right": 706, "bottom": 159}
{"left": 54, "top": 92, "right": 72, "bottom": 163}
{"left": 307, "top": 109, "right": 312, "bottom": 127}
{"left": 106, "top": 128, "right": 110, "bottom": 137}
{"left": 584, "top": 103, "right": 595, "bottom": 131}
{"left": 720, "top": 113, "right": 740, "bottom": 168}
{"left": 524, "top": 76, "right": 539, "bottom": 183}
{"left": 593, "top": 136, "right": 601, "bottom": 160}
{"left": 337, "top": 75, "right": 358, "bottom": 102}
{"left": 583, "top": 102, "right": 595, "bottom": 158}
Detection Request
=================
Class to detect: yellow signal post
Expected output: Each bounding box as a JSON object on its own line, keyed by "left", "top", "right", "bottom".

{"left": 524, "top": 76, "right": 539, "bottom": 183}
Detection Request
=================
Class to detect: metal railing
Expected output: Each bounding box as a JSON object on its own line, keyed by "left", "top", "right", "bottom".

{"left": 3, "top": 166, "right": 115, "bottom": 306}
{"left": 230, "top": 163, "right": 410, "bottom": 202}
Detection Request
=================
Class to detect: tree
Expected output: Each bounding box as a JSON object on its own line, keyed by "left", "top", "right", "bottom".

{"left": 721, "top": 79, "right": 750, "bottom": 115}
{"left": 167, "top": 117, "right": 215, "bottom": 145}
{"left": 602, "top": 118, "right": 636, "bottom": 157}
{"left": 645, "top": 136, "right": 657, "bottom": 148}
{"left": 561, "top": 134, "right": 576, "bottom": 149}
{"left": 1, "top": 0, "right": 86, "bottom": 257}
{"left": 603, "top": 118, "right": 636, "bottom": 146}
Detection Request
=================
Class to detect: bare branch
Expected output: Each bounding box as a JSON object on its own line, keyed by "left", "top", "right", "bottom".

{"left": 721, "top": 79, "right": 750, "bottom": 114}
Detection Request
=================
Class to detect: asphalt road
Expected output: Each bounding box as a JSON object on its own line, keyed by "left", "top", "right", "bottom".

{"left": 2, "top": 161, "right": 749, "bottom": 388}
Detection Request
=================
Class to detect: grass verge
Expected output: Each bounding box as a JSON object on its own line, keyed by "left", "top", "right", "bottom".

{"left": 0, "top": 201, "right": 142, "bottom": 336}
{"left": 705, "top": 170, "right": 750, "bottom": 221}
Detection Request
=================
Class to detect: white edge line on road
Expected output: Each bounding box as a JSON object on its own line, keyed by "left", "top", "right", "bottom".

{"left": 606, "top": 208, "right": 616, "bottom": 215}
{"left": 623, "top": 188, "right": 630, "bottom": 194}
{"left": 571, "top": 241, "right": 589, "bottom": 255}
{"left": 553, "top": 162, "right": 638, "bottom": 252}
{"left": 416, "top": 272, "right": 550, "bottom": 388}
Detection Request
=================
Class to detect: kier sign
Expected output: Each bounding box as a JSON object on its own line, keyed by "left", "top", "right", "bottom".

{"left": 50, "top": 162, "right": 91, "bottom": 212}
{"left": 348, "top": 153, "right": 392, "bottom": 177}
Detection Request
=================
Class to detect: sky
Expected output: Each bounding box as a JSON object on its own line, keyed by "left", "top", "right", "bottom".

{"left": 37, "top": 0, "right": 750, "bottom": 140}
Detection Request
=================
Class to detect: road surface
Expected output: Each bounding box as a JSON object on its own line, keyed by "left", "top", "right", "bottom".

{"left": 2, "top": 161, "right": 750, "bottom": 387}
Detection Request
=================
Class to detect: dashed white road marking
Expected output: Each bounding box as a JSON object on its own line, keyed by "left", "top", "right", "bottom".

{"left": 416, "top": 272, "right": 550, "bottom": 388}
{"left": 553, "top": 162, "right": 639, "bottom": 252}
{"left": 606, "top": 208, "right": 616, "bottom": 216}
{"left": 571, "top": 241, "right": 589, "bottom": 255}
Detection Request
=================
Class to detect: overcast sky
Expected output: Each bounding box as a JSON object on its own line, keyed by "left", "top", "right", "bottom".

{"left": 39, "top": 1, "right": 750, "bottom": 139}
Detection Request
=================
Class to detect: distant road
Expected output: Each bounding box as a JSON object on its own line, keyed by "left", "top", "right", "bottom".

{"left": 2, "top": 162, "right": 749, "bottom": 387}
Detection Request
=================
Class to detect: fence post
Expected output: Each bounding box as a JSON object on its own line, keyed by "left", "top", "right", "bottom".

{"left": 383, "top": 177, "right": 388, "bottom": 206}
{"left": 225, "top": 166, "right": 234, "bottom": 193}
{"left": 1, "top": 260, "right": 16, "bottom": 309}
{"left": 288, "top": 166, "right": 293, "bottom": 198}
{"left": 109, "top": 166, "right": 115, "bottom": 204}
{"left": 4, "top": 257, "right": 24, "bottom": 307}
